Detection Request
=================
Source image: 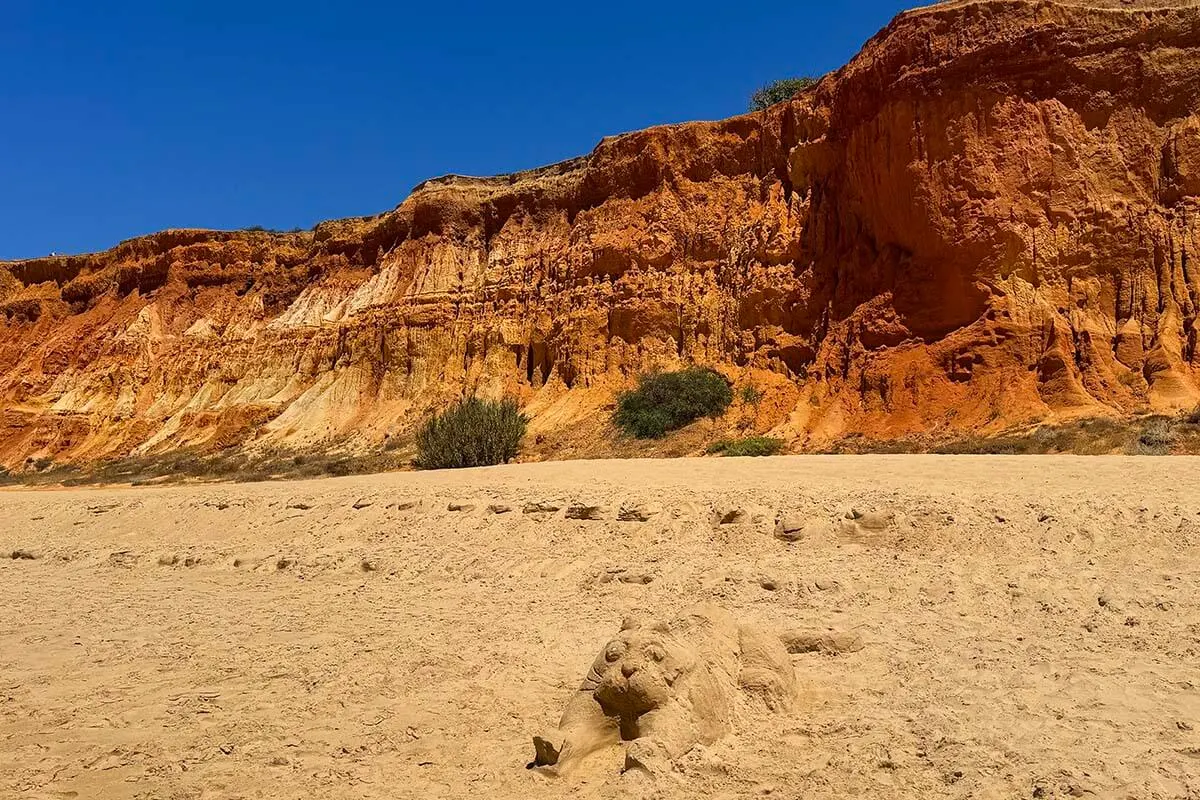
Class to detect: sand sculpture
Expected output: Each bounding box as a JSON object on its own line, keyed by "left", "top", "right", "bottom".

{"left": 531, "top": 604, "right": 796, "bottom": 777}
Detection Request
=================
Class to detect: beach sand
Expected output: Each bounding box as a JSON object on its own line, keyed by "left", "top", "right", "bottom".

{"left": 2, "top": 456, "right": 1199, "bottom": 799}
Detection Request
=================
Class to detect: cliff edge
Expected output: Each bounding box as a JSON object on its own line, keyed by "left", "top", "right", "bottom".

{"left": 4, "top": 0, "right": 1200, "bottom": 466}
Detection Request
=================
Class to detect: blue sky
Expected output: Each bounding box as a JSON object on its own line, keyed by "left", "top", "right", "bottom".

{"left": 1, "top": 1, "right": 911, "bottom": 259}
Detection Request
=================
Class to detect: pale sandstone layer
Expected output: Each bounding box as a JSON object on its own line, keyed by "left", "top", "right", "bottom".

{"left": 1, "top": 456, "right": 1199, "bottom": 798}
{"left": 5, "top": 0, "right": 1200, "bottom": 465}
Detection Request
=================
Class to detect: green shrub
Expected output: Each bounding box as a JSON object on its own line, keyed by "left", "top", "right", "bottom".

{"left": 1185, "top": 405, "right": 1200, "bottom": 425}
{"left": 740, "top": 385, "right": 764, "bottom": 407}
{"left": 750, "top": 77, "right": 818, "bottom": 111}
{"left": 414, "top": 397, "right": 528, "bottom": 470}
{"left": 707, "top": 437, "right": 785, "bottom": 457}
{"left": 614, "top": 368, "right": 733, "bottom": 439}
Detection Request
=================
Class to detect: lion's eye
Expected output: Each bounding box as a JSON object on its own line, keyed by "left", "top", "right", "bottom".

{"left": 605, "top": 642, "right": 625, "bottom": 662}
{"left": 646, "top": 645, "right": 665, "bottom": 662}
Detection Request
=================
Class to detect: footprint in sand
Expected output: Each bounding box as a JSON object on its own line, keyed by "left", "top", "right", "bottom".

{"left": 617, "top": 502, "right": 660, "bottom": 522}
{"left": 107, "top": 551, "right": 139, "bottom": 568}
{"left": 714, "top": 507, "right": 748, "bottom": 525}
{"left": 838, "top": 508, "right": 898, "bottom": 542}
{"left": 566, "top": 504, "right": 605, "bottom": 521}
{"left": 774, "top": 515, "right": 838, "bottom": 543}
{"left": 780, "top": 629, "right": 865, "bottom": 655}
{"left": 599, "top": 568, "right": 655, "bottom": 585}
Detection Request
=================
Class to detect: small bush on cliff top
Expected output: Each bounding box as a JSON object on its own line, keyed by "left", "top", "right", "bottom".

{"left": 241, "top": 225, "right": 306, "bottom": 234}
{"left": 414, "top": 397, "right": 528, "bottom": 470}
{"left": 614, "top": 367, "right": 733, "bottom": 439}
{"left": 750, "top": 77, "right": 818, "bottom": 111}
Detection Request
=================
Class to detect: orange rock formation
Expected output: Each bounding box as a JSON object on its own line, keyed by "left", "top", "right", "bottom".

{"left": 4, "top": 0, "right": 1200, "bottom": 467}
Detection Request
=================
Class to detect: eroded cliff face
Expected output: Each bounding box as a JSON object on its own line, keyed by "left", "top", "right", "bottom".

{"left": 4, "top": 0, "right": 1200, "bottom": 467}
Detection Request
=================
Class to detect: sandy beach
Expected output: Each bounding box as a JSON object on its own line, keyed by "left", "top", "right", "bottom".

{"left": 3, "top": 456, "right": 1200, "bottom": 799}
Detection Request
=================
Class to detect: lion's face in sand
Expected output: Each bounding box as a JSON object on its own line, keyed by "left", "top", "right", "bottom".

{"left": 586, "top": 623, "right": 695, "bottom": 722}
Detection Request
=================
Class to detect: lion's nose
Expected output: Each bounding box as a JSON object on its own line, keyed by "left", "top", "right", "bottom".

{"left": 621, "top": 663, "right": 638, "bottom": 678}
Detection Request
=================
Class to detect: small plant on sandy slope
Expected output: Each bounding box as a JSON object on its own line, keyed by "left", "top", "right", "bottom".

{"left": 707, "top": 437, "right": 785, "bottom": 458}
{"left": 738, "top": 384, "right": 764, "bottom": 428}
{"left": 740, "top": 384, "right": 764, "bottom": 408}
{"left": 414, "top": 397, "right": 528, "bottom": 470}
{"left": 1127, "top": 416, "right": 1177, "bottom": 455}
{"left": 1185, "top": 405, "right": 1200, "bottom": 425}
{"left": 749, "top": 77, "right": 819, "bottom": 112}
{"left": 614, "top": 367, "right": 734, "bottom": 440}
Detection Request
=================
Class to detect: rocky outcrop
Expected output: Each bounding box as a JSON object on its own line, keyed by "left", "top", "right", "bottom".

{"left": 4, "top": 0, "right": 1200, "bottom": 467}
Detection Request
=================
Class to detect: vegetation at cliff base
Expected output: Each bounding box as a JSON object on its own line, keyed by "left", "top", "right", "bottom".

{"left": 707, "top": 436, "right": 785, "bottom": 457}
{"left": 750, "top": 77, "right": 818, "bottom": 111}
{"left": 614, "top": 367, "right": 733, "bottom": 439}
{"left": 1187, "top": 404, "right": 1200, "bottom": 425}
{"left": 414, "top": 397, "right": 528, "bottom": 470}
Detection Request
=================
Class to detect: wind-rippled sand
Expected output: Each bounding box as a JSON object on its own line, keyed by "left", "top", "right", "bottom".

{"left": 2, "top": 456, "right": 1199, "bottom": 799}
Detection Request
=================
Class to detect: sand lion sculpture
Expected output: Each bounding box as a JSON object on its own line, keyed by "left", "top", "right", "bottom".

{"left": 531, "top": 604, "right": 796, "bottom": 777}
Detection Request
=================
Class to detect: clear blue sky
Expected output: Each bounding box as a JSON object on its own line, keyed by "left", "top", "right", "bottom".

{"left": 1, "top": 1, "right": 911, "bottom": 260}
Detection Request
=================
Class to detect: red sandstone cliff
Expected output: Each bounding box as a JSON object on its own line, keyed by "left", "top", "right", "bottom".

{"left": 4, "top": 0, "right": 1200, "bottom": 467}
